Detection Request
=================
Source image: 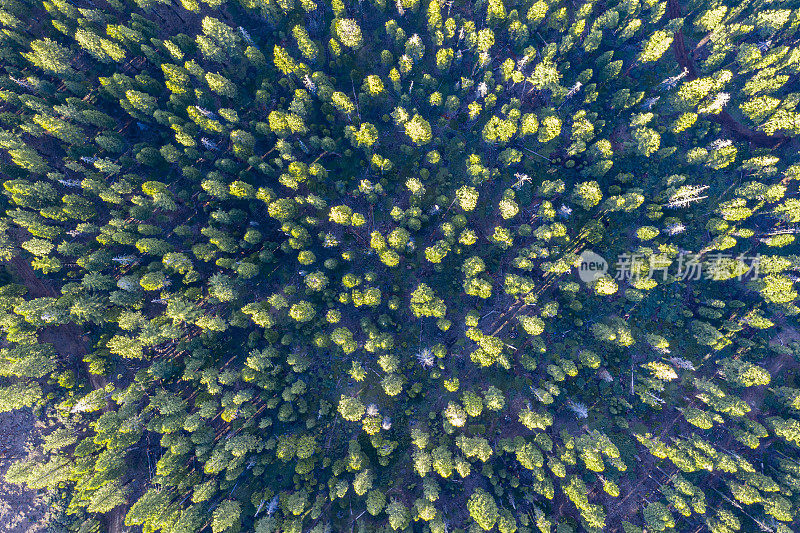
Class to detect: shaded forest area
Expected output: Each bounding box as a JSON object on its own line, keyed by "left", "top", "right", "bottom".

{"left": 1, "top": 0, "right": 800, "bottom": 532}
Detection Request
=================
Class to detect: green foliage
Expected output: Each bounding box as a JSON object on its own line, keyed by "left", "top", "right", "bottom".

{"left": 410, "top": 283, "right": 446, "bottom": 318}
{"left": 212, "top": 500, "right": 241, "bottom": 533}
{"left": 2, "top": 1, "right": 800, "bottom": 532}
{"left": 404, "top": 114, "right": 432, "bottom": 145}
{"left": 468, "top": 488, "right": 499, "bottom": 530}
{"left": 334, "top": 18, "right": 363, "bottom": 49}
{"left": 338, "top": 395, "right": 365, "bottom": 421}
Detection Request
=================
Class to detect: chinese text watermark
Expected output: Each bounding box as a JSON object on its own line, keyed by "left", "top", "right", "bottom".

{"left": 578, "top": 251, "right": 761, "bottom": 283}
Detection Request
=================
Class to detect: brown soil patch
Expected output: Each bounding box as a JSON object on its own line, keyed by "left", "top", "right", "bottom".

{"left": 0, "top": 410, "right": 52, "bottom": 533}
{"left": 4, "top": 251, "right": 124, "bottom": 531}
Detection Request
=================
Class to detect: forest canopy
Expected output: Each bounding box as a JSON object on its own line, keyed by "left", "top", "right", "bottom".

{"left": 1, "top": 0, "right": 800, "bottom": 532}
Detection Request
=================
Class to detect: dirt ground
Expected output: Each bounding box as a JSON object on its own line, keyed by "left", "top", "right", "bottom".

{"left": 4, "top": 249, "right": 124, "bottom": 532}
{"left": 0, "top": 255, "right": 65, "bottom": 532}
{"left": 0, "top": 409, "right": 52, "bottom": 533}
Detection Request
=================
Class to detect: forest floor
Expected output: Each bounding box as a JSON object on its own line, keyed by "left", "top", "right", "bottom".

{"left": 3, "top": 252, "right": 125, "bottom": 533}
{"left": 0, "top": 256, "right": 57, "bottom": 533}
{"left": 0, "top": 409, "right": 52, "bottom": 533}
